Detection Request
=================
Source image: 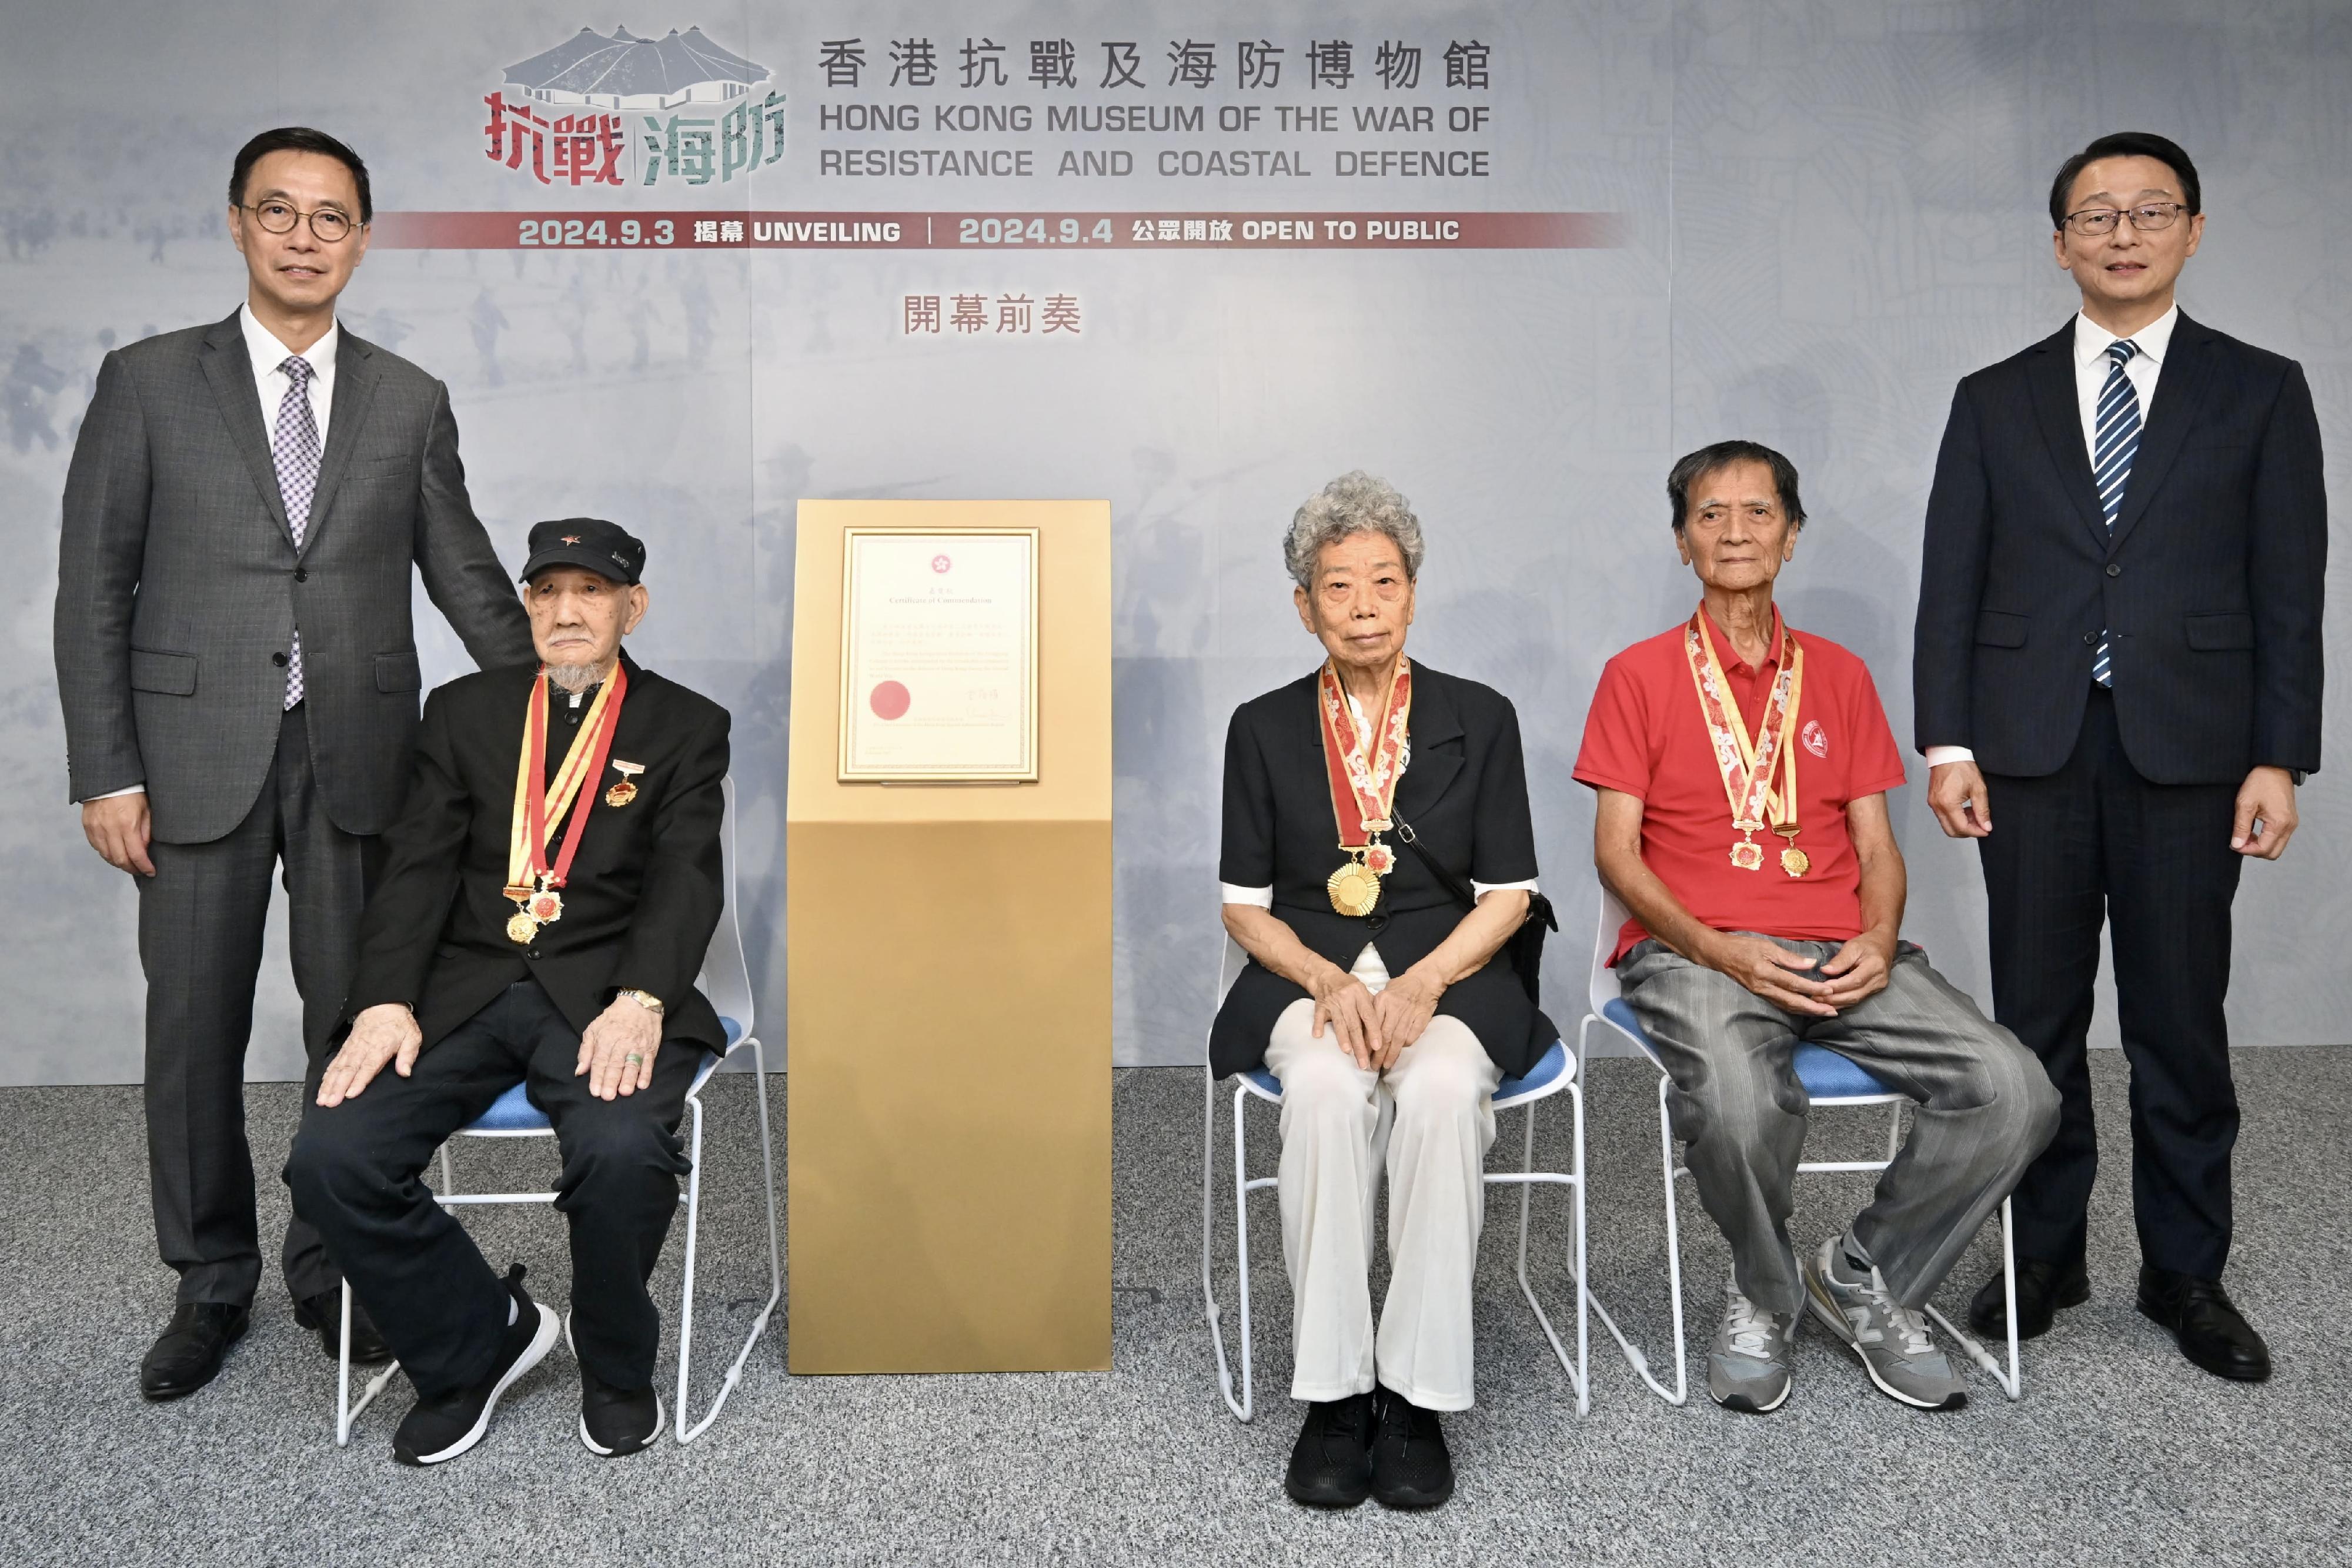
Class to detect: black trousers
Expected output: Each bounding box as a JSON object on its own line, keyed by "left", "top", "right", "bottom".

{"left": 1980, "top": 686, "right": 2245, "bottom": 1279}
{"left": 139, "top": 704, "right": 377, "bottom": 1308}
{"left": 284, "top": 979, "right": 699, "bottom": 1397}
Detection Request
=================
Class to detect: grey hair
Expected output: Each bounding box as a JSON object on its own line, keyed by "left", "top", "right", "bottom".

{"left": 1283, "top": 471, "right": 1426, "bottom": 589}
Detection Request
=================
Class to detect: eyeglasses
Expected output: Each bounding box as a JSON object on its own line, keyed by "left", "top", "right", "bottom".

{"left": 239, "top": 200, "right": 358, "bottom": 243}
{"left": 2060, "top": 202, "right": 2189, "bottom": 237}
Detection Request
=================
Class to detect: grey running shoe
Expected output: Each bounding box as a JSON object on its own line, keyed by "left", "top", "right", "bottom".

{"left": 1707, "top": 1283, "right": 1793, "bottom": 1413}
{"left": 1803, "top": 1236, "right": 1968, "bottom": 1411}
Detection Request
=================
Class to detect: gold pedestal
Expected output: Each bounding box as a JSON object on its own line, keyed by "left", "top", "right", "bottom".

{"left": 786, "top": 500, "right": 1111, "bottom": 1372}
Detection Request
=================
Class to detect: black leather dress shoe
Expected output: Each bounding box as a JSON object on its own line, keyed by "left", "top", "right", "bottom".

{"left": 1967, "top": 1257, "right": 2089, "bottom": 1340}
{"left": 1284, "top": 1393, "right": 1375, "bottom": 1508}
{"left": 139, "top": 1302, "right": 250, "bottom": 1401}
{"left": 1371, "top": 1388, "right": 1454, "bottom": 1510}
{"left": 2137, "top": 1265, "right": 2271, "bottom": 1382}
{"left": 293, "top": 1289, "right": 392, "bottom": 1365}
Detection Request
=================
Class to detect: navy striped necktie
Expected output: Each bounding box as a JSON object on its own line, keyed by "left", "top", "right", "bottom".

{"left": 2089, "top": 338, "right": 2140, "bottom": 688}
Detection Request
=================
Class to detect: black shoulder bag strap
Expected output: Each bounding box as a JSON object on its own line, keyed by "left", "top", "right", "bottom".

{"left": 1392, "top": 817, "right": 1556, "bottom": 1006}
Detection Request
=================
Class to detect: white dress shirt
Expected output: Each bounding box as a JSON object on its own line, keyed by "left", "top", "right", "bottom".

{"left": 81, "top": 306, "right": 341, "bottom": 803}
{"left": 1922, "top": 305, "right": 2179, "bottom": 770}
{"left": 243, "top": 301, "right": 339, "bottom": 449}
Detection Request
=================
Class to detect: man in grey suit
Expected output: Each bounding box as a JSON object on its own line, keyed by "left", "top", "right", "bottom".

{"left": 54, "top": 127, "right": 533, "bottom": 1400}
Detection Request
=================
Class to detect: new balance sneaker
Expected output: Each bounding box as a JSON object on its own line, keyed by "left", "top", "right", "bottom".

{"left": 1707, "top": 1283, "right": 1794, "bottom": 1414}
{"left": 1802, "top": 1236, "right": 1967, "bottom": 1411}
{"left": 392, "top": 1264, "right": 560, "bottom": 1466}
{"left": 566, "top": 1312, "right": 664, "bottom": 1457}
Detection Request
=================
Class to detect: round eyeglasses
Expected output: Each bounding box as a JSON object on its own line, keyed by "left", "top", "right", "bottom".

{"left": 240, "top": 200, "right": 357, "bottom": 243}
{"left": 2060, "top": 202, "right": 2189, "bottom": 237}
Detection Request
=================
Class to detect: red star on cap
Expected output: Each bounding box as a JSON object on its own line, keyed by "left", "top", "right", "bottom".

{"left": 562, "top": 534, "right": 583, "bottom": 545}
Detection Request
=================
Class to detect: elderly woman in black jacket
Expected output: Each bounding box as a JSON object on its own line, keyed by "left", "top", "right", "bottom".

{"left": 1215, "top": 472, "right": 1552, "bottom": 1512}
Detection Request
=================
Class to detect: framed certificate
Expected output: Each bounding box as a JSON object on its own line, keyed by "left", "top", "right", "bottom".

{"left": 838, "top": 527, "right": 1040, "bottom": 781}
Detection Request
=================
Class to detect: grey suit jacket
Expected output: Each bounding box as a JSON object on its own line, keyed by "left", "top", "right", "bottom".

{"left": 54, "top": 310, "right": 535, "bottom": 843}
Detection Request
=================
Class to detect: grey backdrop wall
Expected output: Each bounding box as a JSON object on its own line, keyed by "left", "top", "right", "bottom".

{"left": 5, "top": 1, "right": 2344, "bottom": 1085}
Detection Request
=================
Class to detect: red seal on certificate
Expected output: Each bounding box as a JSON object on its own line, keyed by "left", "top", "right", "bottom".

{"left": 869, "top": 680, "right": 911, "bottom": 720}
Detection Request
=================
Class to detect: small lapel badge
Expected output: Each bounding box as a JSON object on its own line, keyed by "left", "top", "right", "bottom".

{"left": 605, "top": 759, "right": 645, "bottom": 807}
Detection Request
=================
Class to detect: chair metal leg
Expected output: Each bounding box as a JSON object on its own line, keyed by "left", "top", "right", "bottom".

{"left": 1496, "top": 1087, "right": 1596, "bottom": 1414}
{"left": 1204, "top": 1068, "right": 1267, "bottom": 1423}
{"left": 1922, "top": 1194, "right": 2023, "bottom": 1401}
{"left": 335, "top": 1279, "right": 400, "bottom": 1447}
{"left": 439, "top": 1144, "right": 456, "bottom": 1196}
{"left": 1502, "top": 1098, "right": 1575, "bottom": 1402}
{"left": 675, "top": 1037, "right": 783, "bottom": 1444}
{"left": 1573, "top": 1075, "right": 1591, "bottom": 1415}
{"left": 1571, "top": 1018, "right": 1689, "bottom": 1406}
{"left": 1230, "top": 1082, "right": 1257, "bottom": 1422}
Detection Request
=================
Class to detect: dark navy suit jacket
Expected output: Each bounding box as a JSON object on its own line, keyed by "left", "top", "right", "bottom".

{"left": 1913, "top": 313, "right": 2326, "bottom": 784}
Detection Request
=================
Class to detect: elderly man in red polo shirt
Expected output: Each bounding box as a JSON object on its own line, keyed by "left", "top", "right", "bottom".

{"left": 1575, "top": 440, "right": 2058, "bottom": 1416}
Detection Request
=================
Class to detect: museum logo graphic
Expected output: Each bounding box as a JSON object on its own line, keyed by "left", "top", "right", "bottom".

{"left": 482, "top": 24, "right": 786, "bottom": 189}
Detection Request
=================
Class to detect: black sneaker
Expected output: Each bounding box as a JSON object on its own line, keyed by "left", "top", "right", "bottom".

{"left": 392, "top": 1264, "right": 559, "bottom": 1466}
{"left": 1371, "top": 1387, "right": 1454, "bottom": 1509}
{"left": 567, "top": 1312, "right": 664, "bottom": 1457}
{"left": 1284, "top": 1393, "right": 1375, "bottom": 1508}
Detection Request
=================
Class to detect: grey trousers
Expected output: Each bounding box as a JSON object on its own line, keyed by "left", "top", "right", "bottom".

{"left": 1619, "top": 937, "right": 2060, "bottom": 1317}
{"left": 139, "top": 706, "right": 376, "bottom": 1308}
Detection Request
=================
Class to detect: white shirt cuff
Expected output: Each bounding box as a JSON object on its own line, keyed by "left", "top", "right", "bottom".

{"left": 1221, "top": 878, "right": 1538, "bottom": 908}
{"left": 1923, "top": 747, "right": 1976, "bottom": 768}
{"left": 83, "top": 784, "right": 146, "bottom": 801}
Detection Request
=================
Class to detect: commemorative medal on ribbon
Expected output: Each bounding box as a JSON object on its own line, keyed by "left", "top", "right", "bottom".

{"left": 505, "top": 664, "right": 630, "bottom": 943}
{"left": 605, "top": 760, "right": 644, "bottom": 807}
{"left": 1317, "top": 657, "right": 1412, "bottom": 917}
{"left": 1683, "top": 609, "right": 1809, "bottom": 877}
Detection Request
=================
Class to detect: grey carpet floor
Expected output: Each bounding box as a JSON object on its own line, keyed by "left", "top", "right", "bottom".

{"left": 2, "top": 1051, "right": 2347, "bottom": 1566}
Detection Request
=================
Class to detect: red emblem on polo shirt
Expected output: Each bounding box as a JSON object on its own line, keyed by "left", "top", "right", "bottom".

{"left": 1802, "top": 719, "right": 1828, "bottom": 758}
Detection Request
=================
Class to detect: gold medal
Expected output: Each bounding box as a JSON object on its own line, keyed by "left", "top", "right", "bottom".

{"left": 605, "top": 758, "right": 644, "bottom": 807}
{"left": 1328, "top": 859, "right": 1383, "bottom": 918}
{"left": 1686, "top": 611, "right": 1808, "bottom": 885}
{"left": 503, "top": 664, "right": 627, "bottom": 954}
{"left": 1317, "top": 659, "right": 1412, "bottom": 918}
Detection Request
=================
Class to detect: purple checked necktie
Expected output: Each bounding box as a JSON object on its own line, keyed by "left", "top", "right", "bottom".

{"left": 2088, "top": 339, "right": 2141, "bottom": 689}
{"left": 273, "top": 355, "right": 321, "bottom": 708}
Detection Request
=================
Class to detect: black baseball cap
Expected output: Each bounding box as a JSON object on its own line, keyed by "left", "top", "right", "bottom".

{"left": 519, "top": 517, "right": 646, "bottom": 585}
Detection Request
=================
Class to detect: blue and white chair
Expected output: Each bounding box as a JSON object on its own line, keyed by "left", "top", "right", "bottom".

{"left": 1200, "top": 934, "right": 1593, "bottom": 1421}
{"left": 1578, "top": 881, "right": 2021, "bottom": 1405}
{"left": 336, "top": 775, "right": 782, "bottom": 1446}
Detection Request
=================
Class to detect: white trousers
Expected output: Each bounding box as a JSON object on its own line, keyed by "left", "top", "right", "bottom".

{"left": 1264, "top": 948, "right": 1501, "bottom": 1411}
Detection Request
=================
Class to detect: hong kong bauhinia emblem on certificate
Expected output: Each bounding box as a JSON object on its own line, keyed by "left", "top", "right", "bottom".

{"left": 838, "top": 527, "right": 1040, "bottom": 782}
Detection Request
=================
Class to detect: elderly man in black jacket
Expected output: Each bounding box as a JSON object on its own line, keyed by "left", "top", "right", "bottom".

{"left": 286, "top": 518, "right": 730, "bottom": 1465}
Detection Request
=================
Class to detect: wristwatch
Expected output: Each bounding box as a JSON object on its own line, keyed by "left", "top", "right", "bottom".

{"left": 618, "top": 988, "right": 665, "bottom": 1015}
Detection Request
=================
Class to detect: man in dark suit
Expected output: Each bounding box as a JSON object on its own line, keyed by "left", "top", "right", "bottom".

{"left": 53, "top": 127, "right": 534, "bottom": 1400}
{"left": 1914, "top": 132, "right": 2327, "bottom": 1382}
{"left": 288, "top": 519, "right": 730, "bottom": 1465}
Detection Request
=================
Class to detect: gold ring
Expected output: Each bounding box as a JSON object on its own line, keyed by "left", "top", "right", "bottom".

{"left": 624, "top": 1053, "right": 644, "bottom": 1065}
